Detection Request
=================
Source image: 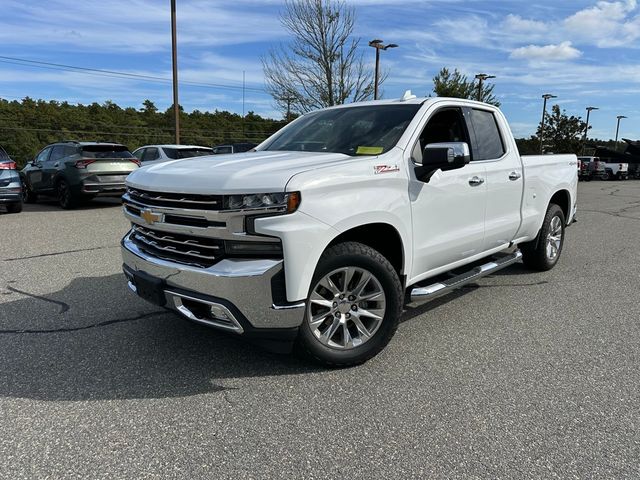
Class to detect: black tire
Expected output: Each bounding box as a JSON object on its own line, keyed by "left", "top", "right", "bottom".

{"left": 520, "top": 204, "right": 565, "bottom": 272}
{"left": 585, "top": 176, "right": 591, "bottom": 182}
{"left": 602, "top": 170, "right": 612, "bottom": 181}
{"left": 22, "top": 179, "right": 38, "bottom": 203}
{"left": 56, "top": 179, "right": 77, "bottom": 209}
{"left": 6, "top": 201, "right": 23, "bottom": 214}
{"left": 295, "top": 241, "right": 403, "bottom": 367}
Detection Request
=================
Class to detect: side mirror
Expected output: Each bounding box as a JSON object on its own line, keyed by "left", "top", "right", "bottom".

{"left": 415, "top": 142, "right": 471, "bottom": 181}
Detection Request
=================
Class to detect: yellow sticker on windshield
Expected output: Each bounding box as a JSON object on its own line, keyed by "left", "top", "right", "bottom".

{"left": 356, "top": 146, "right": 384, "bottom": 155}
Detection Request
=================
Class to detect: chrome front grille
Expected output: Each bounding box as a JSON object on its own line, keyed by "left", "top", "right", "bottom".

{"left": 127, "top": 187, "right": 223, "bottom": 210}
{"left": 130, "top": 225, "right": 224, "bottom": 268}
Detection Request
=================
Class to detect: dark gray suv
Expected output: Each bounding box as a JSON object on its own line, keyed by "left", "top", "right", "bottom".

{"left": 20, "top": 141, "right": 140, "bottom": 209}
{"left": 0, "top": 145, "right": 22, "bottom": 214}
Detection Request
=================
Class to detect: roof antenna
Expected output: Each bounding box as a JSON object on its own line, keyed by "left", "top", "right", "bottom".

{"left": 401, "top": 90, "right": 416, "bottom": 101}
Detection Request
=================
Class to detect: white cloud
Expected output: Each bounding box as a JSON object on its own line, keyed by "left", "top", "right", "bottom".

{"left": 510, "top": 41, "right": 582, "bottom": 61}
{"left": 502, "top": 14, "right": 548, "bottom": 35}
{"left": 564, "top": 0, "right": 640, "bottom": 47}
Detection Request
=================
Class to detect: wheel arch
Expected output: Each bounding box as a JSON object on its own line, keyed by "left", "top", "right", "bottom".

{"left": 549, "top": 189, "right": 571, "bottom": 221}
{"left": 325, "top": 222, "right": 405, "bottom": 280}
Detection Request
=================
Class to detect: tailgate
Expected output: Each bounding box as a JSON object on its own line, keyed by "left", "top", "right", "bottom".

{"left": 80, "top": 145, "right": 138, "bottom": 174}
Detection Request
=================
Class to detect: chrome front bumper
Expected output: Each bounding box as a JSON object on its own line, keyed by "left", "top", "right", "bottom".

{"left": 121, "top": 232, "right": 305, "bottom": 332}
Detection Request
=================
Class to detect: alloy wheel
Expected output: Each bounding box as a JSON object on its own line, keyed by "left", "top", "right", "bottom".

{"left": 307, "top": 266, "right": 386, "bottom": 350}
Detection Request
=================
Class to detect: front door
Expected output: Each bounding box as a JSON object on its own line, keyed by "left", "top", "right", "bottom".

{"left": 28, "top": 146, "right": 52, "bottom": 192}
{"left": 409, "top": 107, "right": 487, "bottom": 280}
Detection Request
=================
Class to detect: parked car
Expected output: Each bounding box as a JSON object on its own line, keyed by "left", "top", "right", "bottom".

{"left": 121, "top": 95, "right": 577, "bottom": 366}
{"left": 579, "top": 156, "right": 628, "bottom": 181}
{"left": 211, "top": 143, "right": 256, "bottom": 154}
{"left": 0, "top": 146, "right": 22, "bottom": 214}
{"left": 577, "top": 156, "right": 606, "bottom": 180}
{"left": 132, "top": 145, "right": 213, "bottom": 166}
{"left": 20, "top": 141, "right": 140, "bottom": 209}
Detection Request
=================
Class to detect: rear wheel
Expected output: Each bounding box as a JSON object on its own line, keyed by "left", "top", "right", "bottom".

{"left": 6, "top": 201, "right": 23, "bottom": 214}
{"left": 520, "top": 204, "right": 565, "bottom": 271}
{"left": 296, "top": 242, "right": 403, "bottom": 367}
{"left": 57, "top": 179, "right": 77, "bottom": 209}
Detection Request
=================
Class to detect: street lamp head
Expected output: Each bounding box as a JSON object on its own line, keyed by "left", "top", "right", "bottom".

{"left": 542, "top": 93, "right": 557, "bottom": 100}
{"left": 384, "top": 43, "right": 399, "bottom": 50}
{"left": 369, "top": 39, "right": 383, "bottom": 47}
{"left": 586, "top": 106, "right": 599, "bottom": 112}
{"left": 617, "top": 115, "right": 628, "bottom": 120}
{"left": 475, "top": 73, "right": 496, "bottom": 80}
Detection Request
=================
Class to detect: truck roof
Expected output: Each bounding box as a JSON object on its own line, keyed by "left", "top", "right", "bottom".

{"left": 318, "top": 94, "right": 500, "bottom": 111}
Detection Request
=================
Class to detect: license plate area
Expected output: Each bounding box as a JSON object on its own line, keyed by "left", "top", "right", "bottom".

{"left": 132, "top": 270, "right": 166, "bottom": 306}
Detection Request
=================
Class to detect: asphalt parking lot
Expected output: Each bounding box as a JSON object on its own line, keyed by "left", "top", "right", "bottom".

{"left": 1, "top": 181, "right": 639, "bottom": 479}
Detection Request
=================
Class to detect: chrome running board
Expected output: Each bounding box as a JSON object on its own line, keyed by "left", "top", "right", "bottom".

{"left": 410, "top": 250, "right": 522, "bottom": 303}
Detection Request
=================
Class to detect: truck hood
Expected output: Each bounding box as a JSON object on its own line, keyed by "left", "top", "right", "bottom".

{"left": 126, "top": 150, "right": 351, "bottom": 194}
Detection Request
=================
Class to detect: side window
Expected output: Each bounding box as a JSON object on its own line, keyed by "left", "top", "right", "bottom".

{"left": 49, "top": 146, "right": 66, "bottom": 162}
{"left": 133, "top": 149, "right": 145, "bottom": 160}
{"left": 35, "top": 147, "right": 52, "bottom": 164}
{"left": 469, "top": 109, "right": 505, "bottom": 161}
{"left": 412, "top": 108, "right": 470, "bottom": 163}
{"left": 142, "top": 148, "right": 159, "bottom": 161}
{"left": 63, "top": 145, "right": 78, "bottom": 158}
{"left": 163, "top": 148, "right": 178, "bottom": 159}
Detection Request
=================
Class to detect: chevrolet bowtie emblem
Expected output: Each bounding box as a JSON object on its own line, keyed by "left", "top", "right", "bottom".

{"left": 140, "top": 208, "right": 162, "bottom": 225}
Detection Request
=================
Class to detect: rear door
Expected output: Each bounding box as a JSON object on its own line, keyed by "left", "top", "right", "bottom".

{"left": 469, "top": 108, "right": 523, "bottom": 251}
{"left": 43, "top": 145, "right": 67, "bottom": 189}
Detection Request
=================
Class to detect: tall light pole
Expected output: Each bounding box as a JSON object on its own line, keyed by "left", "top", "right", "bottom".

{"left": 475, "top": 73, "right": 496, "bottom": 102}
{"left": 582, "top": 106, "right": 599, "bottom": 155}
{"left": 369, "top": 39, "right": 398, "bottom": 100}
{"left": 615, "top": 115, "right": 627, "bottom": 149}
{"left": 539, "top": 93, "right": 557, "bottom": 154}
{"left": 170, "top": 0, "right": 180, "bottom": 144}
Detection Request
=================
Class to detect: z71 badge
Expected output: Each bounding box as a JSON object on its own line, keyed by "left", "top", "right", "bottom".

{"left": 374, "top": 165, "right": 400, "bottom": 174}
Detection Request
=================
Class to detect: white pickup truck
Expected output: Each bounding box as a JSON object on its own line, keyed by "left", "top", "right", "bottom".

{"left": 121, "top": 95, "right": 578, "bottom": 366}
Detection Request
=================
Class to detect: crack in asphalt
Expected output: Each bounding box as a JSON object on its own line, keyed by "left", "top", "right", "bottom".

{"left": 6, "top": 285, "right": 70, "bottom": 313}
{"left": 3, "top": 245, "right": 118, "bottom": 261}
{"left": 0, "top": 310, "right": 166, "bottom": 335}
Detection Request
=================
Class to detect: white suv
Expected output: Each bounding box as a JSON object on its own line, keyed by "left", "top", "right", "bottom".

{"left": 133, "top": 145, "right": 213, "bottom": 166}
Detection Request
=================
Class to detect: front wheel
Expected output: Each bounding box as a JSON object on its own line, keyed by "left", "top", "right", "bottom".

{"left": 520, "top": 204, "right": 565, "bottom": 271}
{"left": 296, "top": 242, "right": 403, "bottom": 367}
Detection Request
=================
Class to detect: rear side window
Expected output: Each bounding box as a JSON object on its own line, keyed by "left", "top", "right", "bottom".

{"left": 0, "top": 146, "right": 9, "bottom": 160}
{"left": 214, "top": 146, "right": 233, "bottom": 154}
{"left": 82, "top": 145, "right": 133, "bottom": 159}
{"left": 142, "top": 148, "right": 160, "bottom": 161}
{"left": 49, "top": 145, "right": 67, "bottom": 162}
{"left": 469, "top": 109, "right": 505, "bottom": 161}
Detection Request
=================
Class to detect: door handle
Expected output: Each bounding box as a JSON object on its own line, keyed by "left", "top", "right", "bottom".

{"left": 508, "top": 171, "right": 521, "bottom": 181}
{"left": 468, "top": 176, "right": 484, "bottom": 187}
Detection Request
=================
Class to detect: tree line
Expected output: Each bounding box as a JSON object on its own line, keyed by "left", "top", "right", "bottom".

{"left": 0, "top": 98, "right": 285, "bottom": 166}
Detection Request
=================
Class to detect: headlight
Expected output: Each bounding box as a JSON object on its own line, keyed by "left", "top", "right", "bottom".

{"left": 224, "top": 192, "right": 300, "bottom": 213}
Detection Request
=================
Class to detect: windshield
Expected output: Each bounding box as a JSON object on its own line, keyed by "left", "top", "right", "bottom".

{"left": 262, "top": 104, "right": 421, "bottom": 156}
{"left": 164, "top": 148, "right": 213, "bottom": 159}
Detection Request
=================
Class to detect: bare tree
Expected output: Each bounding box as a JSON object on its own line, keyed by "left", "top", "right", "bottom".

{"left": 262, "top": 0, "right": 374, "bottom": 116}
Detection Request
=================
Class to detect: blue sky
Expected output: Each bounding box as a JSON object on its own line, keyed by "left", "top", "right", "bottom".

{"left": 1, "top": 0, "right": 639, "bottom": 140}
